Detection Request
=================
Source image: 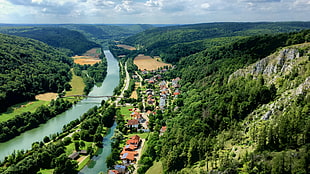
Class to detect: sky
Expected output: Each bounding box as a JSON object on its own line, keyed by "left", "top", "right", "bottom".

{"left": 0, "top": 0, "right": 309, "bottom": 24}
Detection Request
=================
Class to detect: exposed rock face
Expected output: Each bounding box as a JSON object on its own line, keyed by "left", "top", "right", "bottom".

{"left": 229, "top": 43, "right": 310, "bottom": 121}
{"left": 229, "top": 43, "right": 309, "bottom": 82}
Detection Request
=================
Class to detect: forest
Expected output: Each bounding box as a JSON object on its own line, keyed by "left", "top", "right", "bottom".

{"left": 123, "top": 22, "right": 310, "bottom": 63}
{"left": 0, "top": 33, "right": 73, "bottom": 113}
{"left": 0, "top": 27, "right": 100, "bottom": 56}
{"left": 136, "top": 29, "right": 310, "bottom": 173}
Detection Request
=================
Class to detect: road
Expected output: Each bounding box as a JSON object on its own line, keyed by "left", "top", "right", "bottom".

{"left": 115, "top": 61, "right": 130, "bottom": 105}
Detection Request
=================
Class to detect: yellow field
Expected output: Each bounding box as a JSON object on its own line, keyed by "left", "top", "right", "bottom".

{"left": 35, "top": 93, "right": 58, "bottom": 101}
{"left": 134, "top": 54, "right": 171, "bottom": 71}
{"left": 116, "top": 44, "right": 136, "bottom": 50}
{"left": 72, "top": 48, "right": 102, "bottom": 65}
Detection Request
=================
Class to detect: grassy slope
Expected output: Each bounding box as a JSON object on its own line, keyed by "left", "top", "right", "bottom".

{"left": 0, "top": 100, "right": 48, "bottom": 123}
{"left": 146, "top": 161, "right": 164, "bottom": 174}
{"left": 0, "top": 70, "right": 84, "bottom": 123}
{"left": 66, "top": 71, "right": 85, "bottom": 96}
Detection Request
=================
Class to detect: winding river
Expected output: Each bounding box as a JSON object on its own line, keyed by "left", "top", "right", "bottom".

{"left": 0, "top": 50, "right": 120, "bottom": 173}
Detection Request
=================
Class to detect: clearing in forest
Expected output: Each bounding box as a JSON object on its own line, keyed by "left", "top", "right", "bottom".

{"left": 72, "top": 48, "right": 102, "bottom": 65}
{"left": 35, "top": 92, "right": 58, "bottom": 101}
{"left": 116, "top": 44, "right": 136, "bottom": 50}
{"left": 134, "top": 54, "right": 171, "bottom": 71}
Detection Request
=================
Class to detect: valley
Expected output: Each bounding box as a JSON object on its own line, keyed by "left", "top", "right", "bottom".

{"left": 0, "top": 22, "right": 309, "bottom": 174}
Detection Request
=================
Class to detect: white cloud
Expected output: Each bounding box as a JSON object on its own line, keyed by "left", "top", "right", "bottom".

{"left": 1, "top": 0, "right": 310, "bottom": 24}
{"left": 201, "top": 3, "right": 210, "bottom": 9}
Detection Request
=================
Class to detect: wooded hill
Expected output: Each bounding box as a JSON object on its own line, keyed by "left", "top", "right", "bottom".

{"left": 62, "top": 24, "right": 154, "bottom": 48}
{"left": 137, "top": 29, "right": 310, "bottom": 173}
{"left": 123, "top": 22, "right": 310, "bottom": 63}
{"left": 0, "top": 27, "right": 100, "bottom": 56}
{"left": 0, "top": 34, "right": 73, "bottom": 113}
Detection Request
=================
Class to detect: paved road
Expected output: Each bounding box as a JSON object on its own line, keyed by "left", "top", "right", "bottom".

{"left": 115, "top": 62, "right": 130, "bottom": 105}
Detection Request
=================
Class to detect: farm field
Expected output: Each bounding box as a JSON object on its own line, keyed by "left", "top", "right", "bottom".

{"left": 116, "top": 44, "right": 136, "bottom": 50}
{"left": 72, "top": 48, "right": 102, "bottom": 65}
{"left": 134, "top": 54, "right": 172, "bottom": 71}
{"left": 35, "top": 92, "right": 58, "bottom": 101}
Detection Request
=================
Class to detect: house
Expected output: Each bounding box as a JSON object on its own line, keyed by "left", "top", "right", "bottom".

{"left": 127, "top": 119, "right": 139, "bottom": 128}
{"left": 172, "top": 77, "right": 181, "bottom": 88}
{"left": 124, "top": 144, "right": 138, "bottom": 151}
{"left": 160, "top": 126, "right": 167, "bottom": 136}
{"left": 68, "top": 152, "right": 79, "bottom": 160}
{"left": 145, "top": 89, "right": 153, "bottom": 94}
{"left": 159, "top": 80, "right": 167, "bottom": 89}
{"left": 115, "top": 165, "right": 126, "bottom": 174}
{"left": 126, "top": 135, "right": 141, "bottom": 147}
{"left": 174, "top": 89, "right": 181, "bottom": 96}
{"left": 108, "top": 170, "right": 119, "bottom": 174}
{"left": 121, "top": 152, "right": 136, "bottom": 165}
{"left": 79, "top": 150, "right": 87, "bottom": 155}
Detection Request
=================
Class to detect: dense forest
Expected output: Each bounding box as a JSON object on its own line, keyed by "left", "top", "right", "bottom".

{"left": 0, "top": 27, "right": 100, "bottom": 56}
{"left": 62, "top": 24, "right": 154, "bottom": 47}
{"left": 137, "top": 29, "right": 310, "bottom": 173}
{"left": 123, "top": 22, "right": 310, "bottom": 63}
{"left": 0, "top": 34, "right": 73, "bottom": 113}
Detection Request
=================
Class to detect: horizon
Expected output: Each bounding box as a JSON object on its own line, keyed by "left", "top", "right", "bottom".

{"left": 1, "top": 21, "right": 310, "bottom": 26}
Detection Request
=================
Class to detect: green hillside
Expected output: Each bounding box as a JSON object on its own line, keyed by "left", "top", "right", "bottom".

{"left": 123, "top": 22, "right": 310, "bottom": 63}
{"left": 139, "top": 30, "right": 310, "bottom": 173}
{"left": 0, "top": 33, "right": 73, "bottom": 113}
{"left": 0, "top": 27, "right": 100, "bottom": 56}
{"left": 62, "top": 24, "right": 154, "bottom": 48}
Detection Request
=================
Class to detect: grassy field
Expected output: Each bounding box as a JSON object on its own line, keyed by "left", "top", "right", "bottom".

{"left": 77, "top": 155, "right": 90, "bottom": 171}
{"left": 125, "top": 132, "right": 149, "bottom": 139}
{"left": 66, "top": 71, "right": 85, "bottom": 96}
{"left": 116, "top": 44, "right": 136, "bottom": 50}
{"left": 146, "top": 161, "right": 164, "bottom": 174}
{"left": 38, "top": 169, "right": 54, "bottom": 174}
{"left": 119, "top": 106, "right": 135, "bottom": 120}
{"left": 0, "top": 100, "right": 48, "bottom": 123}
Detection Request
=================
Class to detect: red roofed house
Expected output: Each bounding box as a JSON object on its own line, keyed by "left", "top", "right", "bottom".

{"left": 121, "top": 152, "right": 136, "bottom": 165}
{"left": 160, "top": 126, "right": 167, "bottom": 136}
{"left": 127, "top": 119, "right": 139, "bottom": 128}
{"left": 126, "top": 135, "right": 141, "bottom": 147}
{"left": 108, "top": 170, "right": 119, "bottom": 174}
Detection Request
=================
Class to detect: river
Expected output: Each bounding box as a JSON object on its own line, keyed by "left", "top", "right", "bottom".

{"left": 0, "top": 50, "right": 120, "bottom": 173}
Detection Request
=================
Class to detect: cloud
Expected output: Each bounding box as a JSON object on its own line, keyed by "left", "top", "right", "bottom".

{"left": 145, "top": 0, "right": 163, "bottom": 7}
{"left": 1, "top": 0, "right": 310, "bottom": 24}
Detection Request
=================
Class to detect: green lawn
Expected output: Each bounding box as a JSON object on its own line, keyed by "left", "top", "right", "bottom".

{"left": 125, "top": 132, "right": 149, "bottom": 139}
{"left": 66, "top": 71, "right": 85, "bottom": 96}
{"left": 38, "top": 169, "right": 54, "bottom": 174}
{"left": 119, "top": 106, "right": 135, "bottom": 120}
{"left": 0, "top": 100, "right": 48, "bottom": 123}
{"left": 77, "top": 155, "right": 90, "bottom": 171}
{"left": 146, "top": 161, "right": 163, "bottom": 174}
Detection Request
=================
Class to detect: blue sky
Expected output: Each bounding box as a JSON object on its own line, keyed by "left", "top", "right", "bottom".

{"left": 0, "top": 0, "right": 309, "bottom": 24}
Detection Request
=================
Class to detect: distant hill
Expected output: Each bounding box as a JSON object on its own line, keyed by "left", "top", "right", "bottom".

{"left": 62, "top": 24, "right": 155, "bottom": 48}
{"left": 0, "top": 33, "right": 73, "bottom": 112}
{"left": 0, "top": 27, "right": 100, "bottom": 56}
{"left": 123, "top": 22, "right": 310, "bottom": 63}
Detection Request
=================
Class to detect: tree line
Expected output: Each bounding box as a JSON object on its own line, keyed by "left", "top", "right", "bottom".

{"left": 0, "top": 98, "right": 72, "bottom": 142}
{"left": 0, "top": 34, "right": 73, "bottom": 113}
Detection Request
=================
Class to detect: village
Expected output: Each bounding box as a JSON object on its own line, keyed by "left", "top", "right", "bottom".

{"left": 107, "top": 65, "right": 182, "bottom": 174}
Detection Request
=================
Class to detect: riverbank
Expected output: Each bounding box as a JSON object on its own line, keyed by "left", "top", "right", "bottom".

{"left": 0, "top": 50, "right": 119, "bottom": 164}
